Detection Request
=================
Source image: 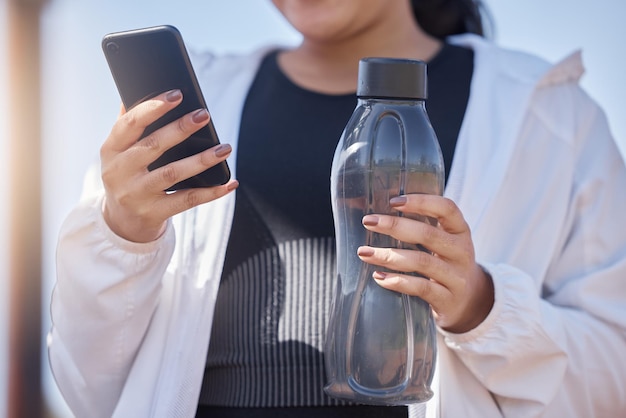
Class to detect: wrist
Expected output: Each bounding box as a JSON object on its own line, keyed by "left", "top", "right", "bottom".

{"left": 102, "top": 200, "right": 166, "bottom": 243}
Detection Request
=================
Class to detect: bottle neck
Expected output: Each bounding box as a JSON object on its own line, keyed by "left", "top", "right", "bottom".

{"left": 357, "top": 97, "right": 426, "bottom": 108}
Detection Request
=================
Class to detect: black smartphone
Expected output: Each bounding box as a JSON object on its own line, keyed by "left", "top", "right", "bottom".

{"left": 102, "top": 25, "right": 230, "bottom": 190}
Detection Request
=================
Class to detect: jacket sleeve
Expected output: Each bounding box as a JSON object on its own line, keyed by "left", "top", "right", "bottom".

{"left": 48, "top": 175, "right": 176, "bottom": 418}
{"left": 440, "top": 87, "right": 626, "bottom": 417}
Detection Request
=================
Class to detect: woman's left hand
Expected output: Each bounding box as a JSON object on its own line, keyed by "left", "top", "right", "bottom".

{"left": 357, "top": 194, "right": 494, "bottom": 334}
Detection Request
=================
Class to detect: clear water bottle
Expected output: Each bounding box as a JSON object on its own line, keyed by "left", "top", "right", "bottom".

{"left": 324, "top": 57, "right": 443, "bottom": 405}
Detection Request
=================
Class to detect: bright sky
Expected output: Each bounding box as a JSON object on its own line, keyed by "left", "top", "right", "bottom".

{"left": 1, "top": 1, "right": 624, "bottom": 416}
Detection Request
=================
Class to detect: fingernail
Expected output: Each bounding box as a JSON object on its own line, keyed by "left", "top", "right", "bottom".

{"left": 357, "top": 246, "right": 374, "bottom": 257}
{"left": 373, "top": 271, "right": 387, "bottom": 280}
{"left": 362, "top": 215, "right": 379, "bottom": 226}
{"left": 166, "top": 89, "right": 182, "bottom": 102}
{"left": 214, "top": 144, "right": 232, "bottom": 158}
{"left": 390, "top": 196, "right": 407, "bottom": 207}
{"left": 192, "top": 109, "right": 209, "bottom": 123}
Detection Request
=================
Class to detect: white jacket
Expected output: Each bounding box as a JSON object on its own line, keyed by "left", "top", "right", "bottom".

{"left": 49, "top": 35, "right": 626, "bottom": 418}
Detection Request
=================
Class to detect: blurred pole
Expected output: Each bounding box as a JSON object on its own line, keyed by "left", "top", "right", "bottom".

{"left": 7, "top": 0, "right": 48, "bottom": 417}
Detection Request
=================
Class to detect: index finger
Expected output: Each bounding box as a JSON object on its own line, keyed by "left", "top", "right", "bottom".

{"left": 390, "top": 194, "right": 468, "bottom": 234}
{"left": 102, "top": 89, "right": 183, "bottom": 156}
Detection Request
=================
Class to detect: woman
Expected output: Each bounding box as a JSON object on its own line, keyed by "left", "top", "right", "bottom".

{"left": 49, "top": 0, "right": 626, "bottom": 417}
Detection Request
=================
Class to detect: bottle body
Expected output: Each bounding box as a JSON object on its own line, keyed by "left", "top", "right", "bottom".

{"left": 324, "top": 98, "right": 443, "bottom": 405}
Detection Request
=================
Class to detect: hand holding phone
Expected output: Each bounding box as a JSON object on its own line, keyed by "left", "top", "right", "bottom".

{"left": 99, "top": 26, "right": 237, "bottom": 242}
{"left": 102, "top": 25, "right": 231, "bottom": 190}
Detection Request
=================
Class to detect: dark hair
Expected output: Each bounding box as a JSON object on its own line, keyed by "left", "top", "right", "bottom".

{"left": 411, "top": 0, "right": 490, "bottom": 39}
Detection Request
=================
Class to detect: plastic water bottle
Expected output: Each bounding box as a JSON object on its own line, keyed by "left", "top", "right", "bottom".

{"left": 324, "top": 58, "right": 443, "bottom": 405}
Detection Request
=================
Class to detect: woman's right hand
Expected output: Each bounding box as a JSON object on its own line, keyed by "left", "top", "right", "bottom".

{"left": 100, "top": 89, "right": 238, "bottom": 243}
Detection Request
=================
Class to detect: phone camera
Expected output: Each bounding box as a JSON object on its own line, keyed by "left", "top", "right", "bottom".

{"left": 106, "top": 42, "right": 120, "bottom": 55}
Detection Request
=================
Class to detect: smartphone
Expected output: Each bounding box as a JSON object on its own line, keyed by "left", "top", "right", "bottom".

{"left": 102, "top": 25, "right": 230, "bottom": 190}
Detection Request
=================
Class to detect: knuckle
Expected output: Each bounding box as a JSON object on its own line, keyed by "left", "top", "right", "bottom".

{"left": 199, "top": 149, "right": 215, "bottom": 167}
{"left": 442, "top": 197, "right": 459, "bottom": 218}
{"left": 121, "top": 111, "right": 139, "bottom": 130}
{"left": 160, "top": 165, "right": 178, "bottom": 185}
{"left": 415, "top": 250, "right": 432, "bottom": 269}
{"left": 422, "top": 223, "right": 439, "bottom": 242}
{"left": 99, "top": 143, "right": 109, "bottom": 159}
{"left": 101, "top": 160, "right": 122, "bottom": 186}
{"left": 138, "top": 99, "right": 161, "bottom": 117}
{"left": 184, "top": 189, "right": 203, "bottom": 210}
{"left": 381, "top": 249, "right": 395, "bottom": 265}
{"left": 389, "top": 215, "right": 402, "bottom": 229}
{"left": 145, "top": 99, "right": 160, "bottom": 111}
{"left": 116, "top": 188, "right": 134, "bottom": 207}
{"left": 176, "top": 115, "right": 189, "bottom": 134}
{"left": 413, "top": 276, "right": 432, "bottom": 299}
{"left": 141, "top": 133, "right": 162, "bottom": 152}
{"left": 101, "top": 166, "right": 114, "bottom": 185}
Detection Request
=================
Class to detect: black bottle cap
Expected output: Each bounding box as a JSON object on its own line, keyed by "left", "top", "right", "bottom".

{"left": 357, "top": 57, "right": 427, "bottom": 100}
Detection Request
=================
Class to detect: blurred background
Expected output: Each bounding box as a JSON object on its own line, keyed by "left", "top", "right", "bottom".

{"left": 1, "top": 0, "right": 624, "bottom": 416}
